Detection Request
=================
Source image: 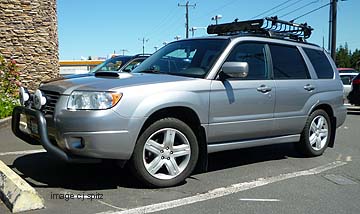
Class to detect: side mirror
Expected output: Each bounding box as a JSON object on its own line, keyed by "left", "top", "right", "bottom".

{"left": 221, "top": 62, "right": 249, "bottom": 78}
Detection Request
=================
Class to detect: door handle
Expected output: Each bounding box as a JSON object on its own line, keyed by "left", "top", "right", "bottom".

{"left": 257, "top": 85, "right": 272, "bottom": 93}
{"left": 304, "top": 84, "right": 315, "bottom": 91}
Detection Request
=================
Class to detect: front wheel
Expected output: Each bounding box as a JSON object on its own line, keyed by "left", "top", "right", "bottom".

{"left": 297, "top": 109, "right": 331, "bottom": 157}
{"left": 130, "top": 118, "right": 199, "bottom": 187}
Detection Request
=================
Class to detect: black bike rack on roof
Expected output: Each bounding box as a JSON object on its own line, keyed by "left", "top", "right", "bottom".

{"left": 207, "top": 16, "right": 313, "bottom": 42}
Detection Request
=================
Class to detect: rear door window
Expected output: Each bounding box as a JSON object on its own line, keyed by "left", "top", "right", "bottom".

{"left": 304, "top": 48, "right": 334, "bottom": 79}
{"left": 269, "top": 45, "right": 310, "bottom": 79}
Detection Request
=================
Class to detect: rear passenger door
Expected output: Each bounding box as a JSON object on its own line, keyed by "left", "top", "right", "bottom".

{"left": 270, "top": 44, "right": 315, "bottom": 136}
{"left": 303, "top": 48, "right": 343, "bottom": 102}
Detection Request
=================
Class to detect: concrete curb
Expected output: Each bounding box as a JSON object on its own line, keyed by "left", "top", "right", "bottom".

{"left": 0, "top": 160, "right": 45, "bottom": 213}
{"left": 0, "top": 117, "right": 11, "bottom": 129}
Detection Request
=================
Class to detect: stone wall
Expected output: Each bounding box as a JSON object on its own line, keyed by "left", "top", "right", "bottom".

{"left": 0, "top": 0, "right": 58, "bottom": 90}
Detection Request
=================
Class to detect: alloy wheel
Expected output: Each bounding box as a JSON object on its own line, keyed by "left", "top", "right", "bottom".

{"left": 142, "top": 128, "right": 191, "bottom": 180}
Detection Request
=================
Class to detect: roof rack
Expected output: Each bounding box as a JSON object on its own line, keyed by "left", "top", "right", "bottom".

{"left": 207, "top": 16, "right": 313, "bottom": 42}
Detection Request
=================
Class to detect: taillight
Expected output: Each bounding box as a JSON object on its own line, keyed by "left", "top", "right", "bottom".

{"left": 353, "top": 79, "right": 360, "bottom": 85}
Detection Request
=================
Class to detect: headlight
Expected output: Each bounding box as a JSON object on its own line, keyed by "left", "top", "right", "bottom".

{"left": 67, "top": 91, "right": 122, "bottom": 110}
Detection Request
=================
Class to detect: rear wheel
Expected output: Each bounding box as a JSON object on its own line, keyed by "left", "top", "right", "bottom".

{"left": 130, "top": 118, "right": 198, "bottom": 187}
{"left": 297, "top": 109, "right": 331, "bottom": 156}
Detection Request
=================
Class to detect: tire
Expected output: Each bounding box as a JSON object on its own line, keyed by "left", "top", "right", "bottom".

{"left": 130, "top": 118, "right": 199, "bottom": 187}
{"left": 297, "top": 109, "right": 331, "bottom": 157}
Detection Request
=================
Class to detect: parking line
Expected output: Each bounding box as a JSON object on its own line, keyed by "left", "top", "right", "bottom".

{"left": 97, "top": 161, "right": 346, "bottom": 214}
{"left": 98, "top": 200, "right": 127, "bottom": 211}
{"left": 239, "top": 198, "right": 281, "bottom": 202}
{"left": 0, "top": 149, "right": 46, "bottom": 156}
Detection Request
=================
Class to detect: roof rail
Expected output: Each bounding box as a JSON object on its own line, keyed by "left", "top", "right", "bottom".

{"left": 207, "top": 16, "right": 313, "bottom": 42}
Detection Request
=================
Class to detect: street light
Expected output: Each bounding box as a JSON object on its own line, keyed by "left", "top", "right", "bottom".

{"left": 163, "top": 41, "right": 168, "bottom": 46}
{"left": 211, "top": 14, "right": 222, "bottom": 25}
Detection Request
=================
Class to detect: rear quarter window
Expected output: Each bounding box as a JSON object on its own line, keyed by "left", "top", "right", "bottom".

{"left": 304, "top": 48, "right": 334, "bottom": 79}
{"left": 269, "top": 44, "right": 310, "bottom": 79}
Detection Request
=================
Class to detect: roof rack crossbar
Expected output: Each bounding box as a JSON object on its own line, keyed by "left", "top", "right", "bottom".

{"left": 207, "top": 16, "right": 313, "bottom": 42}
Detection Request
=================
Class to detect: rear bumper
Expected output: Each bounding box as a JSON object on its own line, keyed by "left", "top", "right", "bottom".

{"left": 334, "top": 104, "right": 347, "bottom": 128}
{"left": 12, "top": 106, "right": 99, "bottom": 163}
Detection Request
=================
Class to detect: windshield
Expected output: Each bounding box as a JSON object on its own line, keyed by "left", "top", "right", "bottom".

{"left": 132, "top": 39, "right": 228, "bottom": 78}
{"left": 90, "top": 56, "right": 131, "bottom": 73}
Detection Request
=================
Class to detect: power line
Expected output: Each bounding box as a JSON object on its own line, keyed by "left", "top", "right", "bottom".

{"left": 290, "top": 2, "right": 330, "bottom": 21}
{"left": 280, "top": 0, "right": 319, "bottom": 18}
{"left": 266, "top": 0, "right": 305, "bottom": 17}
{"left": 192, "top": 0, "right": 238, "bottom": 22}
{"left": 145, "top": 7, "right": 179, "bottom": 38}
{"left": 251, "top": 0, "right": 294, "bottom": 19}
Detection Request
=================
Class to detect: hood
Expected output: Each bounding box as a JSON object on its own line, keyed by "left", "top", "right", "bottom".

{"left": 41, "top": 73, "right": 94, "bottom": 84}
{"left": 39, "top": 72, "right": 194, "bottom": 95}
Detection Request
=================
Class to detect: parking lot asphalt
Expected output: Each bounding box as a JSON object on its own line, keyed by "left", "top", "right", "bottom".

{"left": 0, "top": 110, "right": 359, "bottom": 214}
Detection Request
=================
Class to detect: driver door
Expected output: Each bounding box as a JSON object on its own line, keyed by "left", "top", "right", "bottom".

{"left": 208, "top": 42, "right": 276, "bottom": 143}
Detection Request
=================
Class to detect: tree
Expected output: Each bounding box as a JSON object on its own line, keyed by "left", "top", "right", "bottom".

{"left": 350, "top": 49, "right": 360, "bottom": 70}
{"left": 335, "top": 43, "right": 351, "bottom": 68}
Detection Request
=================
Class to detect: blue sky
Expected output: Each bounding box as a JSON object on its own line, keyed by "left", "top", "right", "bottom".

{"left": 58, "top": 0, "right": 359, "bottom": 60}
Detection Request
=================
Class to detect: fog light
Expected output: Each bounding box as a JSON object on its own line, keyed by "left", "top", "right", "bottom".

{"left": 19, "top": 87, "right": 30, "bottom": 106}
{"left": 33, "top": 89, "right": 47, "bottom": 110}
{"left": 67, "top": 137, "right": 85, "bottom": 149}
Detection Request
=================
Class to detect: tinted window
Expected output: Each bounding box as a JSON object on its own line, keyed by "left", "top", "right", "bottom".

{"left": 121, "top": 58, "right": 146, "bottom": 72}
{"left": 340, "top": 75, "right": 352, "bottom": 85}
{"left": 226, "top": 43, "right": 269, "bottom": 80}
{"left": 304, "top": 48, "right": 334, "bottom": 79}
{"left": 269, "top": 45, "right": 309, "bottom": 79}
{"left": 91, "top": 56, "right": 131, "bottom": 73}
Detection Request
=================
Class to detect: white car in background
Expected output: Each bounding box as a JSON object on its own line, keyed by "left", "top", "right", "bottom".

{"left": 339, "top": 72, "right": 358, "bottom": 104}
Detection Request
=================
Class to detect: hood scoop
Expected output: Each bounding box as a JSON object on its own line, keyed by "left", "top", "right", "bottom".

{"left": 95, "top": 71, "right": 120, "bottom": 78}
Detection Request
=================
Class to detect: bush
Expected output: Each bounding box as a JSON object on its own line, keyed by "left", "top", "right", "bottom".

{"left": 0, "top": 94, "right": 18, "bottom": 119}
{"left": 0, "top": 54, "right": 20, "bottom": 119}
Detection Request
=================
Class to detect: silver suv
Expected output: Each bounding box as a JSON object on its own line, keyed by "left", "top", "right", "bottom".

{"left": 12, "top": 18, "right": 347, "bottom": 187}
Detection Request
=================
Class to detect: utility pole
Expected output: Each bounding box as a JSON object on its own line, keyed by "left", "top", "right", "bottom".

{"left": 211, "top": 15, "right": 222, "bottom": 25}
{"left": 139, "top": 38, "right": 149, "bottom": 55}
{"left": 120, "top": 49, "right": 128, "bottom": 56}
{"left": 178, "top": 1, "right": 196, "bottom": 39}
{"left": 189, "top": 27, "right": 206, "bottom": 37}
{"left": 328, "top": 0, "right": 337, "bottom": 61}
{"left": 189, "top": 27, "right": 196, "bottom": 37}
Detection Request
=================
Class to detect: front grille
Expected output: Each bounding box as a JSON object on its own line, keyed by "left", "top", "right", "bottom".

{"left": 42, "top": 90, "right": 60, "bottom": 116}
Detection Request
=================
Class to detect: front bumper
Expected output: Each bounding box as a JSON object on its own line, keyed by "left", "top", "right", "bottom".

{"left": 12, "top": 106, "right": 141, "bottom": 163}
{"left": 12, "top": 106, "right": 100, "bottom": 163}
